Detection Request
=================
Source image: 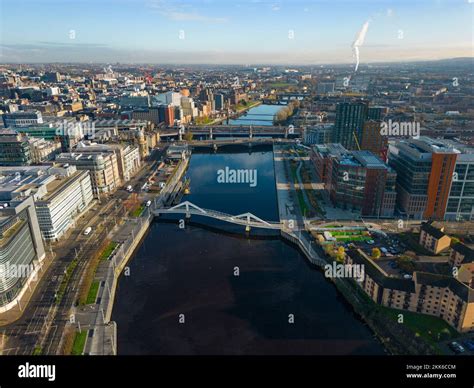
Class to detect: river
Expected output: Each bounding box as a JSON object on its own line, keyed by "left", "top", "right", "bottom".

{"left": 228, "top": 104, "right": 282, "bottom": 126}
{"left": 111, "top": 145, "right": 385, "bottom": 355}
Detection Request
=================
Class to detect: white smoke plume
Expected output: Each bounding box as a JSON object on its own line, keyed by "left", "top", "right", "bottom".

{"left": 352, "top": 20, "right": 370, "bottom": 73}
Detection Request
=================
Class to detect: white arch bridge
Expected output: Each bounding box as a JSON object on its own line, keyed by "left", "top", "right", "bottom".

{"left": 152, "top": 201, "right": 282, "bottom": 230}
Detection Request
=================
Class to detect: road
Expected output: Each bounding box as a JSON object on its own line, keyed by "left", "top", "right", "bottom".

{"left": 0, "top": 155, "right": 164, "bottom": 355}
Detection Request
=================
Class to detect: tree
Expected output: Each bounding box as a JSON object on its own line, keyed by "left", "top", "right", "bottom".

{"left": 336, "top": 246, "right": 345, "bottom": 262}
{"left": 183, "top": 131, "right": 193, "bottom": 141}
{"left": 372, "top": 248, "right": 381, "bottom": 259}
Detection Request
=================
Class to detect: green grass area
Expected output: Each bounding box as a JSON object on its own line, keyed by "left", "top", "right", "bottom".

{"left": 380, "top": 307, "right": 459, "bottom": 346}
{"left": 100, "top": 241, "right": 118, "bottom": 261}
{"left": 32, "top": 346, "right": 42, "bottom": 355}
{"left": 130, "top": 205, "right": 145, "bottom": 218}
{"left": 85, "top": 281, "right": 100, "bottom": 305}
{"left": 334, "top": 235, "right": 371, "bottom": 242}
{"left": 234, "top": 100, "right": 261, "bottom": 112}
{"left": 56, "top": 258, "right": 78, "bottom": 305}
{"left": 195, "top": 116, "right": 213, "bottom": 125}
{"left": 71, "top": 331, "right": 87, "bottom": 355}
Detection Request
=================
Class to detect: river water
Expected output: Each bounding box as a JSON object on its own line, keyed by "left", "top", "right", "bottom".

{"left": 111, "top": 145, "right": 385, "bottom": 355}
{"left": 228, "top": 104, "right": 282, "bottom": 126}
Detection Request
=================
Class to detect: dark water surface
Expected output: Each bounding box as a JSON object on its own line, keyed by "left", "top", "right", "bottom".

{"left": 111, "top": 146, "right": 385, "bottom": 355}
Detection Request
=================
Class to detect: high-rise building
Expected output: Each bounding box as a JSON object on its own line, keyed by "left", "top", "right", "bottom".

{"left": 442, "top": 141, "right": 474, "bottom": 221}
{"left": 388, "top": 137, "right": 459, "bottom": 220}
{"left": 360, "top": 120, "right": 388, "bottom": 160}
{"left": 214, "top": 94, "right": 224, "bottom": 111}
{"left": 157, "top": 105, "right": 175, "bottom": 127}
{"left": 367, "top": 106, "right": 387, "bottom": 121}
{"left": 333, "top": 101, "right": 368, "bottom": 150}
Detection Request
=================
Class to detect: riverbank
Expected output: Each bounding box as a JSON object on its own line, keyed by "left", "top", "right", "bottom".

{"left": 66, "top": 157, "right": 190, "bottom": 355}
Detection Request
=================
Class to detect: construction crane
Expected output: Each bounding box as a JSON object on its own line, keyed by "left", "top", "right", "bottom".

{"left": 353, "top": 131, "right": 361, "bottom": 151}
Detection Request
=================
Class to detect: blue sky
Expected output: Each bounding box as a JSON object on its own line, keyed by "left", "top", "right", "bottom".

{"left": 0, "top": 0, "right": 472, "bottom": 63}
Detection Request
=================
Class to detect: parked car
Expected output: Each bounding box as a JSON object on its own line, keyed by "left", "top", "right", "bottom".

{"left": 83, "top": 226, "right": 92, "bottom": 236}
{"left": 449, "top": 342, "right": 465, "bottom": 354}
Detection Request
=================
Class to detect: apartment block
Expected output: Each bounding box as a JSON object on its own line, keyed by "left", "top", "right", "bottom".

{"left": 347, "top": 249, "right": 474, "bottom": 333}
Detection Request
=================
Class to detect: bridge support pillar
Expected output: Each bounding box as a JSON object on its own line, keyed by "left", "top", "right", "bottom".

{"left": 186, "top": 212, "right": 191, "bottom": 219}
{"left": 245, "top": 225, "right": 251, "bottom": 233}
{"left": 209, "top": 128, "right": 213, "bottom": 140}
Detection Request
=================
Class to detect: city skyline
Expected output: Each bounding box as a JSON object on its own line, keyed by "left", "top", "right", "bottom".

{"left": 1, "top": 0, "right": 473, "bottom": 64}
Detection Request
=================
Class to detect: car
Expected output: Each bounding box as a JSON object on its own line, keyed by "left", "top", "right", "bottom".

{"left": 83, "top": 226, "right": 92, "bottom": 236}
{"left": 367, "top": 240, "right": 375, "bottom": 245}
{"left": 462, "top": 339, "right": 474, "bottom": 351}
{"left": 403, "top": 274, "right": 412, "bottom": 279}
{"left": 449, "top": 342, "right": 465, "bottom": 354}
{"left": 145, "top": 200, "right": 152, "bottom": 207}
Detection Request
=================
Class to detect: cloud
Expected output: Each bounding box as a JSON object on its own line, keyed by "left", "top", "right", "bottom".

{"left": 148, "top": 0, "right": 228, "bottom": 23}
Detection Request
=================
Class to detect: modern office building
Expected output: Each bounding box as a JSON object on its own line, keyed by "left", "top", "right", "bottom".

{"left": 388, "top": 137, "right": 459, "bottom": 220}
{"left": 313, "top": 144, "right": 396, "bottom": 216}
{"left": 15, "top": 122, "right": 83, "bottom": 151}
{"left": 2, "top": 110, "right": 44, "bottom": 128}
{"left": 303, "top": 124, "right": 333, "bottom": 145}
{"left": 119, "top": 94, "right": 150, "bottom": 108}
{"left": 214, "top": 94, "right": 224, "bottom": 111}
{"left": 360, "top": 120, "right": 388, "bottom": 160}
{"left": 158, "top": 105, "right": 175, "bottom": 127}
{"left": 153, "top": 91, "right": 182, "bottom": 107}
{"left": 0, "top": 165, "right": 94, "bottom": 241}
{"left": 329, "top": 150, "right": 397, "bottom": 217}
{"left": 333, "top": 101, "right": 369, "bottom": 150}
{"left": 444, "top": 142, "right": 474, "bottom": 221}
{"left": 131, "top": 107, "right": 160, "bottom": 126}
{"left": 367, "top": 106, "right": 388, "bottom": 121}
{"left": 0, "top": 130, "right": 32, "bottom": 166}
{"left": 0, "top": 196, "right": 46, "bottom": 312}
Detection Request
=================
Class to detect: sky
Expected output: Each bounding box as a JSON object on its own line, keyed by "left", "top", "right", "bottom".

{"left": 0, "top": 0, "right": 472, "bottom": 64}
